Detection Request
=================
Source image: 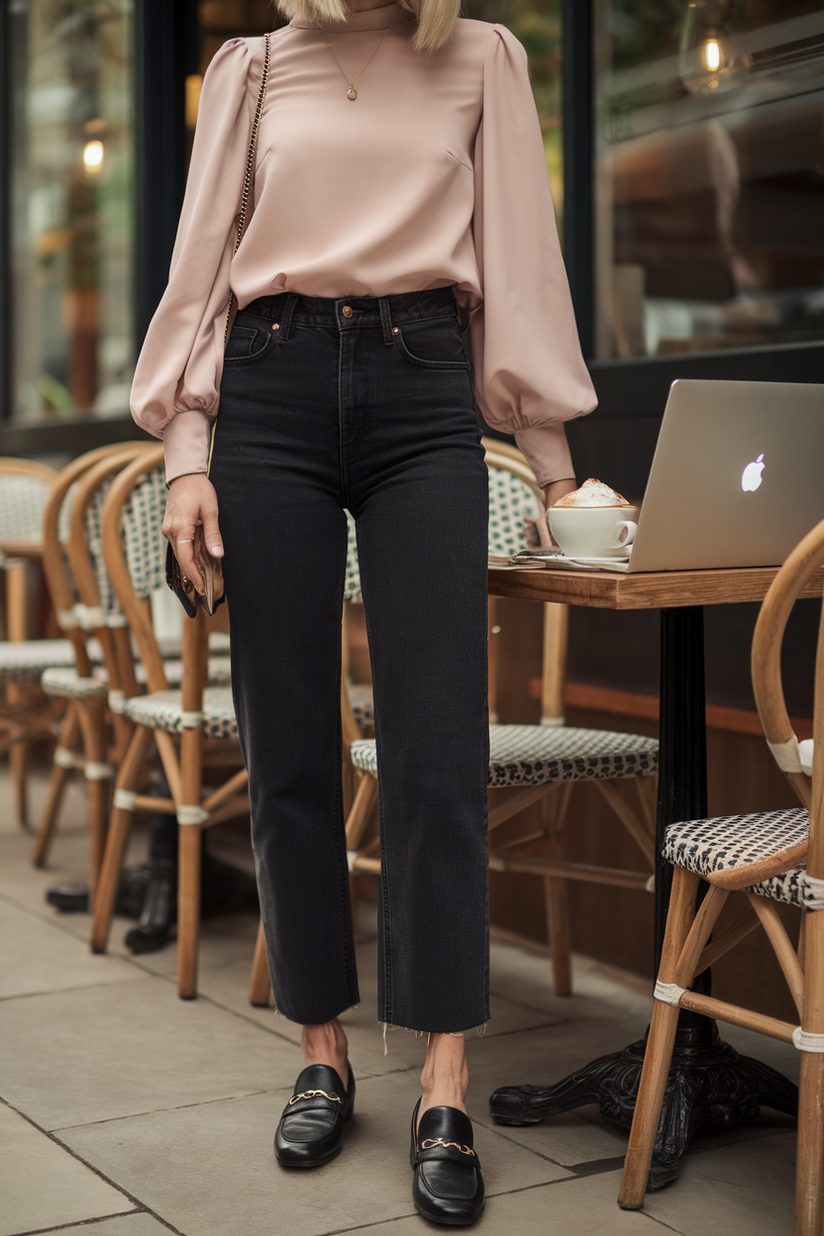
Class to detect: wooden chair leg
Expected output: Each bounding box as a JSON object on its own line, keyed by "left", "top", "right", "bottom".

{"left": 76, "top": 697, "right": 109, "bottom": 899}
{"left": 249, "top": 919, "right": 272, "bottom": 1006}
{"left": 796, "top": 906, "right": 824, "bottom": 1236}
{"left": 618, "top": 867, "right": 700, "bottom": 1209}
{"left": 177, "top": 823, "right": 202, "bottom": 999}
{"left": 345, "top": 773, "right": 379, "bottom": 853}
{"left": 89, "top": 725, "right": 152, "bottom": 953}
{"left": 10, "top": 736, "right": 30, "bottom": 830}
{"left": 31, "top": 702, "right": 80, "bottom": 867}
{"left": 543, "top": 873, "right": 571, "bottom": 996}
{"left": 540, "top": 785, "right": 573, "bottom": 996}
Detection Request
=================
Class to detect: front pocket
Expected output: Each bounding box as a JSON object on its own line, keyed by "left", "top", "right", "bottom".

{"left": 224, "top": 322, "right": 272, "bottom": 364}
{"left": 393, "top": 319, "right": 469, "bottom": 370}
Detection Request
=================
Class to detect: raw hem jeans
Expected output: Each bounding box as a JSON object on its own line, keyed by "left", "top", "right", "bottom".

{"left": 209, "top": 286, "right": 490, "bottom": 1033}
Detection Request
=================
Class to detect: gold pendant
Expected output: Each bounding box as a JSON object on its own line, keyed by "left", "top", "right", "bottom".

{"left": 347, "top": 86, "right": 357, "bottom": 100}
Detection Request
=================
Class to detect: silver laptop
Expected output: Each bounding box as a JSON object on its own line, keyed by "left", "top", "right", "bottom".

{"left": 619, "top": 378, "right": 824, "bottom": 573}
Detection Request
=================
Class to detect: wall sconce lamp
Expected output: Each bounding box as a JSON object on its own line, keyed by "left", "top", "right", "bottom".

{"left": 680, "top": 1, "right": 751, "bottom": 94}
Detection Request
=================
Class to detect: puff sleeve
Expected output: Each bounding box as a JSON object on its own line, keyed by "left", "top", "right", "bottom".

{"left": 469, "top": 26, "right": 597, "bottom": 487}
{"left": 129, "top": 38, "right": 261, "bottom": 484}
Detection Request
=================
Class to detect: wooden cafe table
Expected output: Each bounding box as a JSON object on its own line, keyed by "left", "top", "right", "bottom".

{"left": 487, "top": 561, "right": 824, "bottom": 1188}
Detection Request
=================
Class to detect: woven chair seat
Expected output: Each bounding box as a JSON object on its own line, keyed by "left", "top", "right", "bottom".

{"left": 663, "top": 807, "right": 819, "bottom": 907}
{"left": 349, "top": 724, "right": 659, "bottom": 785}
{"left": 41, "top": 666, "right": 108, "bottom": 698}
{"left": 122, "top": 688, "right": 237, "bottom": 739}
{"left": 41, "top": 656, "right": 233, "bottom": 700}
{"left": 0, "top": 639, "right": 102, "bottom": 684}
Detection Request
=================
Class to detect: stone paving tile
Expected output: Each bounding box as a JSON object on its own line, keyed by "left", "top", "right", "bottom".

{"left": 332, "top": 1171, "right": 663, "bottom": 1235}
{"left": 0, "top": 976, "right": 302, "bottom": 1131}
{"left": 0, "top": 899, "right": 138, "bottom": 1000}
{"left": 61, "top": 1070, "right": 571, "bottom": 1236}
{"left": 0, "top": 1100, "right": 134, "bottom": 1236}
{"left": 45, "top": 1217, "right": 176, "bottom": 1236}
{"left": 642, "top": 1130, "right": 796, "bottom": 1236}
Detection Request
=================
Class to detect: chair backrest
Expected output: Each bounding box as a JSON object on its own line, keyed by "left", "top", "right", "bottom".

{"left": 101, "top": 446, "right": 172, "bottom": 696}
{"left": 482, "top": 439, "right": 568, "bottom": 726}
{"left": 40, "top": 445, "right": 140, "bottom": 673}
{"left": 753, "top": 518, "right": 824, "bottom": 816}
{"left": 484, "top": 440, "right": 544, "bottom": 558}
{"left": 0, "top": 458, "right": 58, "bottom": 549}
{"left": 67, "top": 444, "right": 157, "bottom": 701}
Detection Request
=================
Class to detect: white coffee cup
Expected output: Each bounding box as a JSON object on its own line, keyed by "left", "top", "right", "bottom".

{"left": 547, "top": 505, "right": 639, "bottom": 560}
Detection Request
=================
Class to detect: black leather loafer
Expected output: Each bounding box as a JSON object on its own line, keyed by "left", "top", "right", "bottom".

{"left": 275, "top": 1063, "right": 355, "bottom": 1167}
{"left": 410, "top": 1098, "right": 484, "bottom": 1226}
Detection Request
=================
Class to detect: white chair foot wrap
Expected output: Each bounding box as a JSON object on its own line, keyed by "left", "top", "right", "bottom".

{"left": 793, "top": 1028, "right": 824, "bottom": 1053}
{"left": 52, "top": 747, "right": 76, "bottom": 770}
{"left": 645, "top": 874, "right": 656, "bottom": 893}
{"left": 107, "top": 690, "right": 126, "bottom": 714}
{"left": 75, "top": 604, "right": 106, "bottom": 631}
{"left": 654, "top": 980, "right": 687, "bottom": 1007}
{"left": 177, "top": 804, "right": 209, "bottom": 826}
{"left": 180, "top": 711, "right": 203, "bottom": 730}
{"left": 347, "top": 850, "right": 357, "bottom": 872}
{"left": 113, "top": 788, "right": 136, "bottom": 812}
{"left": 85, "top": 762, "right": 114, "bottom": 781}
{"left": 767, "top": 736, "right": 804, "bottom": 774}
{"left": 57, "top": 607, "right": 80, "bottom": 630}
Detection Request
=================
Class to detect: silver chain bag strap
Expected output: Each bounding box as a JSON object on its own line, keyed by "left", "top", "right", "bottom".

{"left": 223, "top": 32, "right": 272, "bottom": 345}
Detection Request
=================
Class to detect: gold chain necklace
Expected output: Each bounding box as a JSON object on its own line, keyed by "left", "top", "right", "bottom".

{"left": 318, "top": 8, "right": 400, "bottom": 100}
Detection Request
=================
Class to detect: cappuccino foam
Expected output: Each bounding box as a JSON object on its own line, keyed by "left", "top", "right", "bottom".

{"left": 552, "top": 478, "right": 632, "bottom": 509}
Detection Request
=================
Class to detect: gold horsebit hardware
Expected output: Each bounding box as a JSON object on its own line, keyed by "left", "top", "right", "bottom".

{"left": 288, "top": 1089, "right": 342, "bottom": 1106}
{"left": 420, "top": 1138, "right": 476, "bottom": 1156}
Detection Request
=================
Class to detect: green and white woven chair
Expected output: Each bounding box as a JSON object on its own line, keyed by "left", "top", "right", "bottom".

{"left": 619, "top": 517, "right": 824, "bottom": 1233}
{"left": 34, "top": 447, "right": 234, "bottom": 881}
{"left": 343, "top": 442, "right": 660, "bottom": 998}
{"left": 86, "top": 447, "right": 246, "bottom": 997}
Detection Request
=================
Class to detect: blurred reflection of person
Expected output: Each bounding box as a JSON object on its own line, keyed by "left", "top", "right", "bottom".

{"left": 130, "top": 0, "right": 595, "bottom": 1221}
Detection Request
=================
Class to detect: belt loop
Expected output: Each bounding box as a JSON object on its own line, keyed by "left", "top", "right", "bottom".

{"left": 378, "top": 296, "right": 394, "bottom": 345}
{"left": 280, "top": 293, "right": 299, "bottom": 340}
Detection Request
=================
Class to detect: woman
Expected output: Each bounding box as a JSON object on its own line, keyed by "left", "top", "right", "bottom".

{"left": 130, "top": 0, "right": 595, "bottom": 1224}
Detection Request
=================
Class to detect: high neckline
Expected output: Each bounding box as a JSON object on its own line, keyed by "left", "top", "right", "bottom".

{"left": 290, "top": 1, "right": 410, "bottom": 32}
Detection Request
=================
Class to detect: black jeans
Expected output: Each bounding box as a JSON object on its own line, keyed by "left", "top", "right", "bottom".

{"left": 210, "top": 286, "right": 490, "bottom": 1033}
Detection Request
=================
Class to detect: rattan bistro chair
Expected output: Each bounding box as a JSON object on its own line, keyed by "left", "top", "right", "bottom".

{"left": 32, "top": 444, "right": 152, "bottom": 881}
{"left": 618, "top": 517, "right": 824, "bottom": 1235}
{"left": 89, "top": 447, "right": 248, "bottom": 998}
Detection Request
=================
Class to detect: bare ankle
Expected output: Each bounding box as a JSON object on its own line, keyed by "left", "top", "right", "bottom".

{"left": 419, "top": 1032, "right": 469, "bottom": 1125}
{"left": 301, "top": 1019, "right": 348, "bottom": 1079}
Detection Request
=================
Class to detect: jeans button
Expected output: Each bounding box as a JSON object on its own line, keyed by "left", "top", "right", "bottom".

{"left": 342, "top": 305, "right": 353, "bottom": 318}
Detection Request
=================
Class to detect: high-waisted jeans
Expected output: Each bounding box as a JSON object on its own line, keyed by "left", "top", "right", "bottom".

{"left": 209, "top": 286, "right": 490, "bottom": 1033}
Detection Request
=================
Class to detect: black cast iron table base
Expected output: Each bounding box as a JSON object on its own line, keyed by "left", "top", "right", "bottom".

{"left": 490, "top": 1019, "right": 798, "bottom": 1188}
{"left": 488, "top": 607, "right": 798, "bottom": 1189}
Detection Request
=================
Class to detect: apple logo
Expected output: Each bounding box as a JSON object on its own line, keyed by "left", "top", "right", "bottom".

{"left": 741, "top": 453, "right": 765, "bottom": 493}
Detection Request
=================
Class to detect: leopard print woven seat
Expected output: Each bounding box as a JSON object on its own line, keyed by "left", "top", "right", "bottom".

{"left": 350, "top": 724, "right": 658, "bottom": 785}
{"left": 663, "top": 807, "right": 817, "bottom": 906}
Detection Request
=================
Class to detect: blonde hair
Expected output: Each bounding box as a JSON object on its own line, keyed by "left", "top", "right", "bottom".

{"left": 273, "top": 0, "right": 461, "bottom": 53}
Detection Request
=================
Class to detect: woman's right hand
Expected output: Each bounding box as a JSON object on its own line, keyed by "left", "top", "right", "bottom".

{"left": 162, "top": 474, "right": 224, "bottom": 596}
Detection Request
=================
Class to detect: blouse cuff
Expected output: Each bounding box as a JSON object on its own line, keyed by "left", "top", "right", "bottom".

{"left": 163, "top": 409, "right": 213, "bottom": 485}
{"left": 514, "top": 424, "right": 575, "bottom": 489}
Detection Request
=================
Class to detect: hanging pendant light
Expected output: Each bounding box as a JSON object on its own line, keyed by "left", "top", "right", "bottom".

{"left": 679, "top": 0, "right": 751, "bottom": 95}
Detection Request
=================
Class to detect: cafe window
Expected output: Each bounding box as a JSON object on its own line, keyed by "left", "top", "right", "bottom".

{"left": 594, "top": 0, "right": 824, "bottom": 359}
{"left": 7, "top": 0, "right": 136, "bottom": 422}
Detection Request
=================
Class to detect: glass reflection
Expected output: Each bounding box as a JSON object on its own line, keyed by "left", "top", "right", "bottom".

{"left": 9, "top": 0, "right": 135, "bottom": 419}
{"left": 595, "top": 0, "right": 824, "bottom": 358}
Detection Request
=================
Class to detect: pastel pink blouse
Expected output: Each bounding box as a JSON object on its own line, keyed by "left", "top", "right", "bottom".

{"left": 129, "top": 2, "right": 597, "bottom": 486}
